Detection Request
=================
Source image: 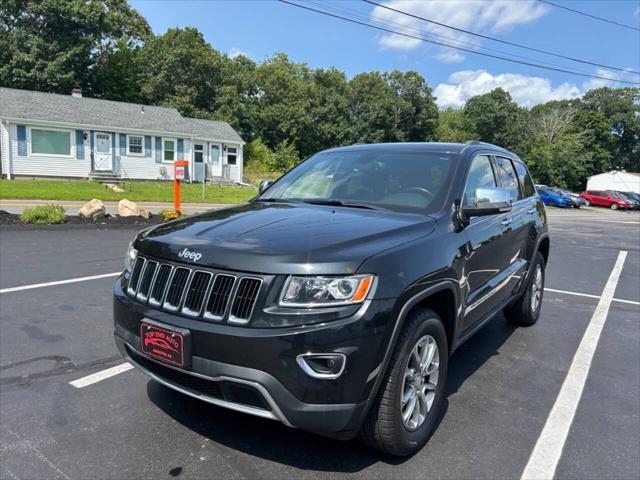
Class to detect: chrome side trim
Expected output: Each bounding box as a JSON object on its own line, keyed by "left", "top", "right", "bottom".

{"left": 121, "top": 341, "right": 293, "bottom": 427}
{"left": 296, "top": 353, "right": 347, "bottom": 380}
{"left": 464, "top": 272, "right": 516, "bottom": 315}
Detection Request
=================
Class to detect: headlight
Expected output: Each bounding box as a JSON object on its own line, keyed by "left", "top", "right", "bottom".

{"left": 124, "top": 241, "right": 138, "bottom": 273}
{"left": 280, "top": 275, "right": 375, "bottom": 307}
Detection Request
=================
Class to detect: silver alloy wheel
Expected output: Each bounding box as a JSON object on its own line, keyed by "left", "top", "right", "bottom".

{"left": 401, "top": 335, "right": 439, "bottom": 431}
{"left": 530, "top": 263, "right": 543, "bottom": 313}
{"left": 611, "top": 203, "right": 618, "bottom": 210}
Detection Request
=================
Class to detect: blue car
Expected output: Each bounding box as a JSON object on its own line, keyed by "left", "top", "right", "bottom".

{"left": 535, "top": 186, "right": 573, "bottom": 208}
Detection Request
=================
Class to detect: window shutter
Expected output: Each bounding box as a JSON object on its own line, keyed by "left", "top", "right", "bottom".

{"left": 75, "top": 130, "right": 84, "bottom": 159}
{"left": 120, "top": 133, "right": 126, "bottom": 156}
{"left": 111, "top": 133, "right": 116, "bottom": 170}
{"left": 177, "top": 139, "right": 184, "bottom": 160}
{"left": 145, "top": 136, "right": 152, "bottom": 157}
{"left": 17, "top": 125, "right": 27, "bottom": 156}
{"left": 155, "top": 137, "right": 162, "bottom": 163}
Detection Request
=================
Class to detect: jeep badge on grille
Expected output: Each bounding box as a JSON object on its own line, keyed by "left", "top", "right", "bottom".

{"left": 177, "top": 248, "right": 202, "bottom": 263}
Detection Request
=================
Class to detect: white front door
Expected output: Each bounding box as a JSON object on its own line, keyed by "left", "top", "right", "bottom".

{"left": 94, "top": 132, "right": 112, "bottom": 171}
{"left": 209, "top": 144, "right": 222, "bottom": 177}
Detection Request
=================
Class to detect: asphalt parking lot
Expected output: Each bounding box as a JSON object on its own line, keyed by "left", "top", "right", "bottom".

{"left": 1, "top": 208, "right": 639, "bottom": 480}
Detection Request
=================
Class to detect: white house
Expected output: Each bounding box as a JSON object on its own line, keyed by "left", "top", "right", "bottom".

{"left": 586, "top": 170, "right": 640, "bottom": 194}
{"left": 0, "top": 87, "right": 245, "bottom": 183}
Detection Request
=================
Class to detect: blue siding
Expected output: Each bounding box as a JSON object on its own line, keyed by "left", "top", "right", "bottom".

{"left": 145, "top": 136, "right": 152, "bottom": 157}
{"left": 177, "top": 139, "right": 184, "bottom": 160}
{"left": 17, "top": 125, "right": 27, "bottom": 156}
{"left": 155, "top": 137, "right": 162, "bottom": 163}
{"left": 119, "top": 133, "right": 126, "bottom": 156}
{"left": 75, "top": 130, "right": 84, "bottom": 159}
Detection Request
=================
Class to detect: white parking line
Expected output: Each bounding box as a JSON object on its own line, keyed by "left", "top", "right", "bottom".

{"left": 545, "top": 287, "right": 640, "bottom": 306}
{"left": 522, "top": 250, "right": 628, "bottom": 480}
{"left": 0, "top": 272, "right": 120, "bottom": 294}
{"left": 69, "top": 363, "right": 133, "bottom": 388}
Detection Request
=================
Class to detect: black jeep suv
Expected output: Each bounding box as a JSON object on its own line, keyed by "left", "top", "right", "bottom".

{"left": 114, "top": 142, "right": 548, "bottom": 456}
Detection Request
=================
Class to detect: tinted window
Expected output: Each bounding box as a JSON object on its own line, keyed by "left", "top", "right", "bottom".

{"left": 463, "top": 155, "right": 496, "bottom": 207}
{"left": 513, "top": 161, "right": 536, "bottom": 198}
{"left": 495, "top": 157, "right": 520, "bottom": 202}
{"left": 260, "top": 149, "right": 455, "bottom": 214}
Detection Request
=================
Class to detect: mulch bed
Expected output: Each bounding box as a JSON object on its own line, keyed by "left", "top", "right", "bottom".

{"left": 0, "top": 210, "right": 165, "bottom": 230}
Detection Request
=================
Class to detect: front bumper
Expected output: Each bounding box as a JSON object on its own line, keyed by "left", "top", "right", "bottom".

{"left": 114, "top": 279, "right": 395, "bottom": 436}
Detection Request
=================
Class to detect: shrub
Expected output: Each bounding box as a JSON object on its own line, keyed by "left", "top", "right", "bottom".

{"left": 20, "top": 204, "right": 66, "bottom": 224}
{"left": 270, "top": 140, "right": 300, "bottom": 171}
{"left": 245, "top": 138, "right": 274, "bottom": 169}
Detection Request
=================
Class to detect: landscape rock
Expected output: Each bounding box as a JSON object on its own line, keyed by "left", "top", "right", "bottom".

{"left": 104, "top": 183, "right": 124, "bottom": 193}
{"left": 78, "top": 199, "right": 106, "bottom": 218}
{"left": 118, "top": 199, "right": 150, "bottom": 219}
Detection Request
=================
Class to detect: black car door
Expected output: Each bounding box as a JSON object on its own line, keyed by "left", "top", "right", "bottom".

{"left": 461, "top": 154, "right": 516, "bottom": 330}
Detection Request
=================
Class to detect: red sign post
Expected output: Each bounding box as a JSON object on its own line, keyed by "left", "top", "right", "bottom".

{"left": 173, "top": 160, "right": 189, "bottom": 213}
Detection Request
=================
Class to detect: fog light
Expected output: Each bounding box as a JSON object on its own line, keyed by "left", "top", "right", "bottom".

{"left": 296, "top": 353, "right": 346, "bottom": 379}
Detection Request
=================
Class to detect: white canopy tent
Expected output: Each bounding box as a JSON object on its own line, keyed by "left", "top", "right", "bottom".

{"left": 586, "top": 170, "right": 640, "bottom": 193}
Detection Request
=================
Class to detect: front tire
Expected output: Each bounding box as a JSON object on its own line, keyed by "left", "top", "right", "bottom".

{"left": 359, "top": 308, "right": 448, "bottom": 456}
{"left": 610, "top": 203, "right": 618, "bottom": 210}
{"left": 504, "top": 251, "right": 545, "bottom": 326}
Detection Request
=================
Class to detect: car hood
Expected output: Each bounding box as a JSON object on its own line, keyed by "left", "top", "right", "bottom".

{"left": 136, "top": 202, "right": 436, "bottom": 274}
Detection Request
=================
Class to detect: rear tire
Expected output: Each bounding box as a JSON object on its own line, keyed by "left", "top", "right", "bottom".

{"left": 504, "top": 251, "right": 545, "bottom": 326}
{"left": 359, "top": 308, "right": 448, "bottom": 456}
{"left": 611, "top": 203, "right": 618, "bottom": 210}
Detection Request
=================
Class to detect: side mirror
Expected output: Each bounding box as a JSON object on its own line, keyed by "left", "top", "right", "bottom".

{"left": 462, "top": 187, "right": 512, "bottom": 218}
{"left": 258, "top": 179, "right": 274, "bottom": 194}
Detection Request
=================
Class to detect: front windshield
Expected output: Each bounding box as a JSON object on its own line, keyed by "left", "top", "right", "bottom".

{"left": 258, "top": 149, "right": 456, "bottom": 213}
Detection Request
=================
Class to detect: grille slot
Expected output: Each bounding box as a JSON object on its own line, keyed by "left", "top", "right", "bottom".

{"left": 163, "top": 267, "right": 191, "bottom": 311}
{"left": 127, "top": 257, "right": 145, "bottom": 295}
{"left": 136, "top": 261, "right": 158, "bottom": 302}
{"left": 182, "top": 271, "right": 212, "bottom": 316}
{"left": 204, "top": 274, "right": 236, "bottom": 321}
{"left": 229, "top": 278, "right": 262, "bottom": 323}
{"left": 149, "top": 264, "right": 172, "bottom": 306}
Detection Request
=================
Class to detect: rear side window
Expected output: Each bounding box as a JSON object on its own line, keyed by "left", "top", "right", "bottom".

{"left": 494, "top": 157, "right": 520, "bottom": 202}
{"left": 513, "top": 161, "right": 536, "bottom": 198}
{"left": 463, "top": 155, "right": 496, "bottom": 207}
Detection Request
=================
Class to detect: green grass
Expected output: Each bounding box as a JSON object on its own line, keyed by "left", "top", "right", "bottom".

{"left": 20, "top": 204, "right": 66, "bottom": 224}
{"left": 0, "top": 179, "right": 256, "bottom": 204}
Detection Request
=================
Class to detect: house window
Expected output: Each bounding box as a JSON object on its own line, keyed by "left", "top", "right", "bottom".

{"left": 227, "top": 146, "right": 237, "bottom": 165}
{"left": 163, "top": 138, "right": 175, "bottom": 162}
{"left": 30, "top": 128, "right": 71, "bottom": 156}
{"left": 128, "top": 135, "right": 143, "bottom": 155}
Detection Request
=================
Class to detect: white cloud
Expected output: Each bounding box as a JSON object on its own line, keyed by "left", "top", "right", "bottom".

{"left": 370, "top": 0, "right": 549, "bottom": 62}
{"left": 434, "top": 69, "right": 582, "bottom": 108}
{"left": 435, "top": 49, "right": 465, "bottom": 63}
{"left": 228, "top": 47, "right": 248, "bottom": 59}
{"left": 635, "top": 6, "right": 640, "bottom": 17}
{"left": 582, "top": 68, "right": 623, "bottom": 91}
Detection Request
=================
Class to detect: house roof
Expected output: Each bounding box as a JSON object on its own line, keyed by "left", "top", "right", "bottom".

{"left": 0, "top": 87, "right": 243, "bottom": 143}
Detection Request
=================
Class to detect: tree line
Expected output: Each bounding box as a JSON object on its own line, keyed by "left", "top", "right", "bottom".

{"left": 1, "top": 0, "right": 638, "bottom": 189}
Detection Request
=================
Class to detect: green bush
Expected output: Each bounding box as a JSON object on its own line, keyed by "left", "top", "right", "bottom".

{"left": 270, "top": 140, "right": 300, "bottom": 171}
{"left": 245, "top": 138, "right": 274, "bottom": 169}
{"left": 20, "top": 204, "right": 66, "bottom": 224}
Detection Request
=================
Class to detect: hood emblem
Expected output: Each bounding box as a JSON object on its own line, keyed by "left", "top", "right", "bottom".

{"left": 178, "top": 248, "right": 202, "bottom": 263}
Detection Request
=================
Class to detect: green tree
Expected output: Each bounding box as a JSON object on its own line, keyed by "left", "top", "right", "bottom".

{"left": 0, "top": 0, "right": 150, "bottom": 93}
{"left": 435, "top": 108, "right": 476, "bottom": 142}
{"left": 91, "top": 38, "right": 142, "bottom": 101}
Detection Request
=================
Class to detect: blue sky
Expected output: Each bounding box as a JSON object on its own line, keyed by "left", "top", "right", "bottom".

{"left": 131, "top": 0, "right": 640, "bottom": 108}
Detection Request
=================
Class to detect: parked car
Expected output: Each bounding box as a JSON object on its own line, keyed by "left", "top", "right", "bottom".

{"left": 553, "top": 187, "right": 587, "bottom": 207}
{"left": 580, "top": 190, "right": 633, "bottom": 210}
{"left": 610, "top": 191, "right": 640, "bottom": 210}
{"left": 115, "top": 141, "right": 549, "bottom": 456}
{"left": 536, "top": 186, "right": 573, "bottom": 207}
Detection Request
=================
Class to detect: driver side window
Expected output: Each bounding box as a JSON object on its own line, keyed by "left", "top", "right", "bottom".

{"left": 463, "top": 155, "right": 496, "bottom": 207}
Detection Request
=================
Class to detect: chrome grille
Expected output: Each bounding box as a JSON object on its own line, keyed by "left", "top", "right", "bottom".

{"left": 182, "top": 271, "right": 212, "bottom": 317}
{"left": 149, "top": 264, "right": 172, "bottom": 306}
{"left": 136, "top": 261, "right": 157, "bottom": 301}
{"left": 204, "top": 274, "right": 235, "bottom": 321}
{"left": 164, "top": 267, "right": 190, "bottom": 311}
{"left": 126, "top": 256, "right": 262, "bottom": 324}
{"left": 230, "top": 278, "right": 262, "bottom": 324}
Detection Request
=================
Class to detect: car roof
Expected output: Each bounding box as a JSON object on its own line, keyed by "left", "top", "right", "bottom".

{"left": 322, "top": 141, "right": 512, "bottom": 156}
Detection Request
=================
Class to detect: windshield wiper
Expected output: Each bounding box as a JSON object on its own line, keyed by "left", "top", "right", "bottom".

{"left": 300, "top": 199, "right": 386, "bottom": 211}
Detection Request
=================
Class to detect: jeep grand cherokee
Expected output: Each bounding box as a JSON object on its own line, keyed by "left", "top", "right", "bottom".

{"left": 114, "top": 141, "right": 549, "bottom": 456}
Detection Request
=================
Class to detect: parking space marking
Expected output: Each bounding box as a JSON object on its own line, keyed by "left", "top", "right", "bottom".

{"left": 0, "top": 272, "right": 120, "bottom": 294}
{"left": 545, "top": 287, "right": 640, "bottom": 306}
{"left": 69, "top": 363, "right": 133, "bottom": 388}
{"left": 522, "top": 250, "right": 628, "bottom": 480}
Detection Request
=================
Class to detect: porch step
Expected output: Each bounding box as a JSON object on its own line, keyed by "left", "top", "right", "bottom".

{"left": 89, "top": 171, "right": 121, "bottom": 181}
